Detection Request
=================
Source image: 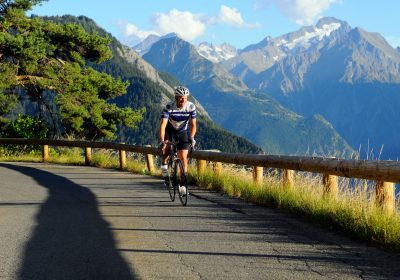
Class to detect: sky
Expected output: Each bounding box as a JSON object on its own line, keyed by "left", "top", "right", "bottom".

{"left": 29, "top": 0, "right": 400, "bottom": 50}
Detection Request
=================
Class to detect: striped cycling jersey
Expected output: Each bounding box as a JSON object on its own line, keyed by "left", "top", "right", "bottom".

{"left": 161, "top": 101, "right": 196, "bottom": 132}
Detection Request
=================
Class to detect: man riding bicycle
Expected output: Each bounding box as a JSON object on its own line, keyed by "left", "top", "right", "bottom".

{"left": 159, "top": 86, "right": 197, "bottom": 190}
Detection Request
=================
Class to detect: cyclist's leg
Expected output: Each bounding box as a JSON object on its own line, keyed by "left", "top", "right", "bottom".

{"left": 162, "top": 144, "right": 171, "bottom": 164}
{"left": 176, "top": 131, "right": 190, "bottom": 173}
{"left": 162, "top": 126, "right": 175, "bottom": 164}
{"left": 178, "top": 149, "right": 189, "bottom": 173}
{"left": 161, "top": 129, "right": 173, "bottom": 179}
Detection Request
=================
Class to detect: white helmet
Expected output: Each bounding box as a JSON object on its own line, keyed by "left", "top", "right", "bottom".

{"left": 174, "top": 86, "right": 190, "bottom": 97}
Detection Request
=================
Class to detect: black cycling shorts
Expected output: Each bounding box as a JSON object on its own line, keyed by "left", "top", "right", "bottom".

{"left": 165, "top": 123, "right": 190, "bottom": 150}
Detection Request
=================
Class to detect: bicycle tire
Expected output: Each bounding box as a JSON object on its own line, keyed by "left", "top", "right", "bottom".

{"left": 174, "top": 158, "right": 188, "bottom": 206}
{"left": 167, "top": 161, "right": 175, "bottom": 202}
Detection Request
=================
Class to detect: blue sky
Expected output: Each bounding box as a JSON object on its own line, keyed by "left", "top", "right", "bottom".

{"left": 29, "top": 0, "right": 400, "bottom": 49}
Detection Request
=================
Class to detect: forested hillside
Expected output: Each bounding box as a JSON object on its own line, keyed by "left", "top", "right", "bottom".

{"left": 0, "top": 2, "right": 143, "bottom": 141}
{"left": 142, "top": 35, "right": 354, "bottom": 156}
{"left": 39, "top": 15, "right": 263, "bottom": 153}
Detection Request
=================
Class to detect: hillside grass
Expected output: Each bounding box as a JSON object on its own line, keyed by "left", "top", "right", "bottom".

{"left": 1, "top": 149, "right": 400, "bottom": 252}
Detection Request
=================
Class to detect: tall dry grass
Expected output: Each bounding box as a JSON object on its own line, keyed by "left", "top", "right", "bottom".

{"left": 187, "top": 163, "right": 400, "bottom": 251}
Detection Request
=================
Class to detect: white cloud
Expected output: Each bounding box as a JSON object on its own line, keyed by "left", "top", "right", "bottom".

{"left": 153, "top": 9, "right": 206, "bottom": 41}
{"left": 211, "top": 5, "right": 261, "bottom": 29}
{"left": 255, "top": 0, "right": 340, "bottom": 25}
{"left": 117, "top": 10, "right": 205, "bottom": 45}
{"left": 118, "top": 6, "right": 260, "bottom": 45}
{"left": 218, "top": 5, "right": 245, "bottom": 27}
{"left": 123, "top": 23, "right": 159, "bottom": 41}
{"left": 117, "top": 21, "right": 159, "bottom": 46}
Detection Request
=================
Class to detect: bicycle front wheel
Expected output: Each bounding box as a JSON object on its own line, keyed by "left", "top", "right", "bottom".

{"left": 174, "top": 159, "right": 188, "bottom": 206}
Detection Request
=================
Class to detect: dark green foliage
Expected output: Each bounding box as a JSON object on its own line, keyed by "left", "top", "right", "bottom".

{"left": 54, "top": 15, "right": 262, "bottom": 152}
{"left": 34, "top": 15, "right": 262, "bottom": 153}
{"left": 157, "top": 72, "right": 181, "bottom": 88}
{"left": 0, "top": 2, "right": 143, "bottom": 140}
{"left": 1, "top": 114, "right": 48, "bottom": 139}
{"left": 0, "top": 0, "right": 46, "bottom": 18}
{"left": 0, "top": 114, "right": 48, "bottom": 154}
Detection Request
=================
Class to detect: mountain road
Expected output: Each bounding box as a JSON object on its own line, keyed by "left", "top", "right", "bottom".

{"left": 0, "top": 162, "right": 399, "bottom": 279}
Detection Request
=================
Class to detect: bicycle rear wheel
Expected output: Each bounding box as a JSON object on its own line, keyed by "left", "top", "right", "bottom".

{"left": 167, "top": 162, "right": 175, "bottom": 201}
{"left": 174, "top": 159, "right": 188, "bottom": 206}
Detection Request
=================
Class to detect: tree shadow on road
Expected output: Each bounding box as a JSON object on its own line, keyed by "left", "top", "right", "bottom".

{"left": 0, "top": 163, "right": 136, "bottom": 280}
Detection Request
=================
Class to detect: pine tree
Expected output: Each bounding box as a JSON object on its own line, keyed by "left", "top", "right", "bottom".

{"left": 0, "top": 0, "right": 143, "bottom": 139}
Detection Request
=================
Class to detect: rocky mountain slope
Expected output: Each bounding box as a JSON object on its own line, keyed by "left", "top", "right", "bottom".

{"left": 142, "top": 34, "right": 353, "bottom": 156}
{"left": 240, "top": 17, "right": 400, "bottom": 158}
{"left": 34, "top": 15, "right": 263, "bottom": 153}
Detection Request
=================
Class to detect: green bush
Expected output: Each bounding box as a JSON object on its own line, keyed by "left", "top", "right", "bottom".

{"left": 0, "top": 115, "right": 49, "bottom": 155}
{"left": 2, "top": 115, "right": 48, "bottom": 139}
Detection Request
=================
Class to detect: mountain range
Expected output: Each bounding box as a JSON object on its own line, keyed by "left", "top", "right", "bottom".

{"left": 135, "top": 17, "right": 400, "bottom": 159}
{"left": 245, "top": 17, "right": 400, "bottom": 159}
{"left": 17, "top": 15, "right": 263, "bottom": 154}
{"left": 138, "top": 34, "right": 352, "bottom": 156}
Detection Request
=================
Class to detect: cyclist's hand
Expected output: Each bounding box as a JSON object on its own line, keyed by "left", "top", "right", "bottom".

{"left": 159, "top": 140, "right": 167, "bottom": 150}
{"left": 189, "top": 138, "right": 196, "bottom": 148}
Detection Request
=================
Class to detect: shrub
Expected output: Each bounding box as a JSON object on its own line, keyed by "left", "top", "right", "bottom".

{"left": 0, "top": 115, "right": 49, "bottom": 155}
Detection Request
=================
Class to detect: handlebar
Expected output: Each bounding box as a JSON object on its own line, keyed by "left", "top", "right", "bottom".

{"left": 159, "top": 140, "right": 196, "bottom": 151}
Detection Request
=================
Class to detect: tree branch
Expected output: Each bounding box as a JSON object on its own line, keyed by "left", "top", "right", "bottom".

{"left": 16, "top": 75, "right": 56, "bottom": 90}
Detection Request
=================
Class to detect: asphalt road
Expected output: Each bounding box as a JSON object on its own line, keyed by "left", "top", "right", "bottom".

{"left": 0, "top": 162, "right": 399, "bottom": 280}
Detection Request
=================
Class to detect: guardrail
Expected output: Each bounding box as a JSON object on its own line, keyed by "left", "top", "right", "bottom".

{"left": 0, "top": 138, "right": 397, "bottom": 214}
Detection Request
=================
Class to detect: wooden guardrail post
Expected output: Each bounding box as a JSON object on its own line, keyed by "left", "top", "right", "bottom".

{"left": 119, "top": 145, "right": 126, "bottom": 170}
{"left": 119, "top": 149, "right": 126, "bottom": 170}
{"left": 42, "top": 145, "right": 49, "bottom": 162}
{"left": 282, "top": 169, "right": 294, "bottom": 189}
{"left": 213, "top": 162, "right": 222, "bottom": 175}
{"left": 197, "top": 159, "right": 206, "bottom": 173}
{"left": 375, "top": 181, "right": 395, "bottom": 214}
{"left": 85, "top": 147, "right": 91, "bottom": 166}
{"left": 144, "top": 145, "right": 155, "bottom": 174}
{"left": 322, "top": 174, "right": 338, "bottom": 198}
{"left": 253, "top": 166, "right": 263, "bottom": 184}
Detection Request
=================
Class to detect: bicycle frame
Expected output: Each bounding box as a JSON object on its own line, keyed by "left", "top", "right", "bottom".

{"left": 165, "top": 140, "right": 188, "bottom": 206}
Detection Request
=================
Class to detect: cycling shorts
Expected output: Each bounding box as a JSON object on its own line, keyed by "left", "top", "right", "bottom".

{"left": 165, "top": 123, "right": 190, "bottom": 150}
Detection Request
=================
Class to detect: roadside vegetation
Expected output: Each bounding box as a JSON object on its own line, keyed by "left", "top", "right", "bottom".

{"left": 1, "top": 148, "right": 400, "bottom": 252}
{"left": 188, "top": 166, "right": 400, "bottom": 252}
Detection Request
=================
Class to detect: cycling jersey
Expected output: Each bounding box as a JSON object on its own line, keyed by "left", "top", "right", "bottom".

{"left": 161, "top": 101, "right": 196, "bottom": 133}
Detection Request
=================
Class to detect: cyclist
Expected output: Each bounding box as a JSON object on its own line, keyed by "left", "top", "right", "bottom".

{"left": 159, "top": 86, "right": 197, "bottom": 194}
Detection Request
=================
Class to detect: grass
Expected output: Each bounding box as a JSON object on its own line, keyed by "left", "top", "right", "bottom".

{"left": 0, "top": 147, "right": 150, "bottom": 175}
{"left": 1, "top": 148, "right": 400, "bottom": 251}
{"left": 187, "top": 165, "right": 400, "bottom": 251}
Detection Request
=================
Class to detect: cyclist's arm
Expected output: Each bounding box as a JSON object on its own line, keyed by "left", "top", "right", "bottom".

{"left": 159, "top": 118, "right": 168, "bottom": 142}
{"left": 190, "top": 118, "right": 197, "bottom": 139}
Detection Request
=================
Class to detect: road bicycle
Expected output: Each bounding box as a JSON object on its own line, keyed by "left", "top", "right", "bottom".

{"left": 163, "top": 140, "right": 190, "bottom": 206}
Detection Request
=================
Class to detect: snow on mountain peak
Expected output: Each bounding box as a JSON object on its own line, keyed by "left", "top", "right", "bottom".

{"left": 196, "top": 42, "right": 237, "bottom": 63}
{"left": 276, "top": 22, "right": 341, "bottom": 51}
